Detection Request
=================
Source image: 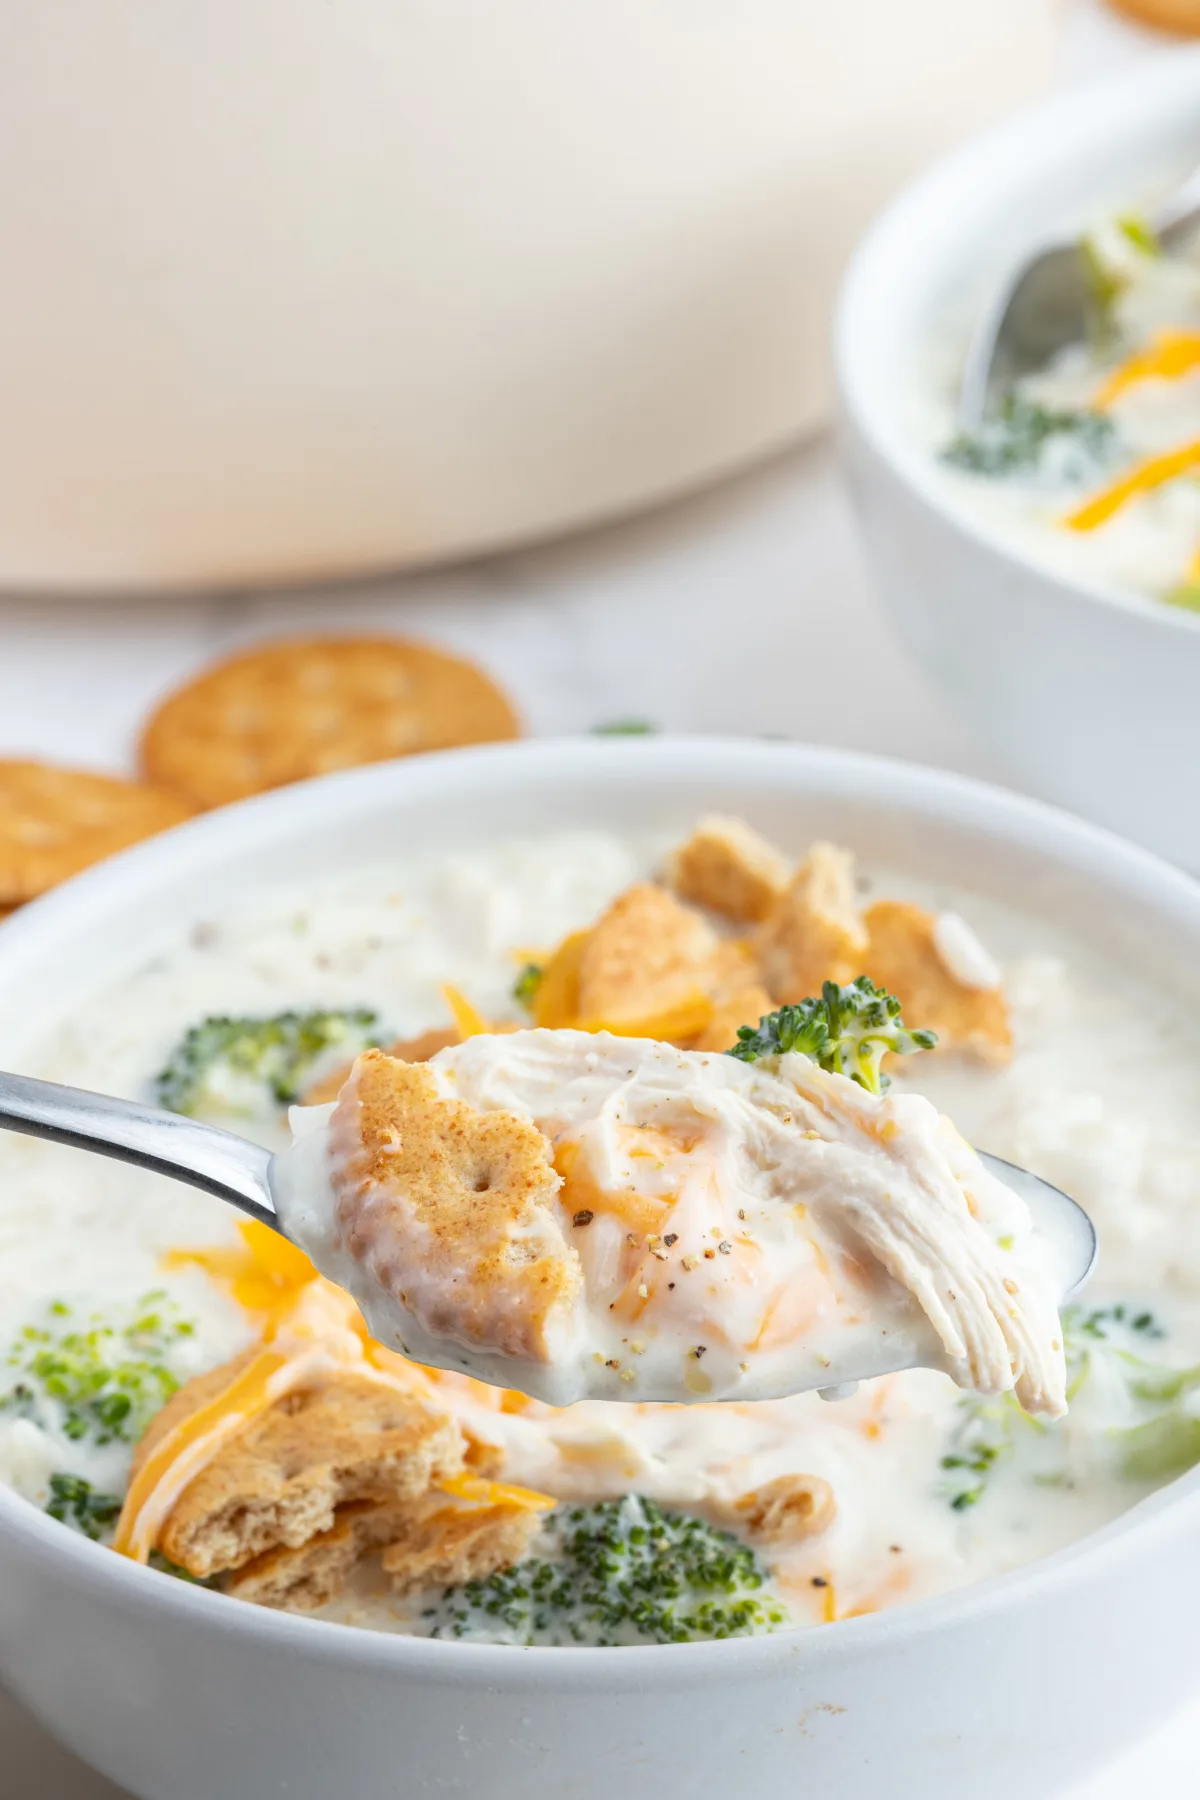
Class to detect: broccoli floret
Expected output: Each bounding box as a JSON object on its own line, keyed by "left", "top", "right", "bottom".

{"left": 4, "top": 1292, "right": 193, "bottom": 1446}
{"left": 942, "top": 394, "right": 1115, "bottom": 479}
{"left": 590, "top": 719, "right": 658, "bottom": 736}
{"left": 426, "top": 1495, "right": 787, "bottom": 1646}
{"left": 155, "top": 1007, "right": 382, "bottom": 1118}
{"left": 44, "top": 1473, "right": 122, "bottom": 1541}
{"left": 728, "top": 977, "right": 936, "bottom": 1095}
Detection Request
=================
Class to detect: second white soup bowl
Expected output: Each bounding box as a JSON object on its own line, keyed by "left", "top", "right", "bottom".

{"left": 836, "top": 51, "right": 1200, "bottom": 873}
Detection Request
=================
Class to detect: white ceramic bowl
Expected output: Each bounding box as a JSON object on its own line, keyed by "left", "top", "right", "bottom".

{"left": 1, "top": 737, "right": 1199, "bottom": 1800}
{"left": 0, "top": 0, "right": 1059, "bottom": 589}
{"left": 835, "top": 49, "right": 1200, "bottom": 875}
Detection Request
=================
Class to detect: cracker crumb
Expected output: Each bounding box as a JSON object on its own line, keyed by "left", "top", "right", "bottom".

{"left": 756, "top": 842, "right": 868, "bottom": 1002}
{"left": 664, "top": 815, "right": 792, "bottom": 922}
{"left": 863, "top": 899, "right": 1012, "bottom": 1064}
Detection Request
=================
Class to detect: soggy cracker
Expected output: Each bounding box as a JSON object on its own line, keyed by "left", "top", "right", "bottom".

{"left": 139, "top": 636, "right": 520, "bottom": 810}
{"left": 756, "top": 842, "right": 868, "bottom": 1003}
{"left": 147, "top": 1364, "right": 461, "bottom": 1577}
{"left": 0, "top": 761, "right": 193, "bottom": 905}
{"left": 222, "top": 1501, "right": 386, "bottom": 1611}
{"left": 575, "top": 883, "right": 719, "bottom": 1031}
{"left": 138, "top": 1352, "right": 540, "bottom": 1611}
{"left": 665, "top": 820, "right": 798, "bottom": 921}
{"left": 691, "top": 940, "right": 773, "bottom": 1053}
{"left": 225, "top": 1484, "right": 542, "bottom": 1612}
{"left": 305, "top": 1022, "right": 524, "bottom": 1105}
{"left": 863, "top": 899, "right": 1012, "bottom": 1064}
{"left": 380, "top": 1488, "right": 543, "bottom": 1593}
{"left": 135, "top": 1359, "right": 465, "bottom": 1580}
{"left": 330, "top": 1050, "right": 580, "bottom": 1363}
{"left": 664, "top": 815, "right": 792, "bottom": 923}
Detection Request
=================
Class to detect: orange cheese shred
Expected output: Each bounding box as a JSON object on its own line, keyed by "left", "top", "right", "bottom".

{"left": 532, "top": 930, "right": 591, "bottom": 1029}
{"left": 115, "top": 1266, "right": 430, "bottom": 1566}
{"left": 576, "top": 990, "right": 716, "bottom": 1043}
{"left": 442, "top": 984, "right": 490, "bottom": 1041}
{"left": 163, "top": 1219, "right": 318, "bottom": 1321}
{"left": 1093, "top": 329, "right": 1200, "bottom": 409}
{"left": 1065, "top": 439, "right": 1200, "bottom": 532}
{"left": 112, "top": 1345, "right": 296, "bottom": 1563}
{"left": 437, "top": 1472, "right": 556, "bottom": 1512}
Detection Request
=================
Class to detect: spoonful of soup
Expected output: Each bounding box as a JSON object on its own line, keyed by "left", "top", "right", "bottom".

{"left": 0, "top": 992, "right": 1094, "bottom": 1417}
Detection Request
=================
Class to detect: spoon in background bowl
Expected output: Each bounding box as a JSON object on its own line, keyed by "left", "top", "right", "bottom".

{"left": 0, "top": 1065, "right": 1098, "bottom": 1405}
{"left": 957, "top": 159, "right": 1200, "bottom": 430}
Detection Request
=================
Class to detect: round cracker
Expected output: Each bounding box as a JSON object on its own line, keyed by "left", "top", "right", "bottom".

{"left": 1106, "top": 0, "right": 1200, "bottom": 29}
{"left": 0, "top": 762, "right": 194, "bottom": 905}
{"left": 139, "top": 636, "right": 521, "bottom": 810}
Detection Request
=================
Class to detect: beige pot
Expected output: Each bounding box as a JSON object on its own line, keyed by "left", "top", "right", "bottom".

{"left": 0, "top": 1, "right": 1059, "bottom": 589}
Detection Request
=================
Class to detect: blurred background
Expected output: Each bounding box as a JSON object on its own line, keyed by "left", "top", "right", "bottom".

{"left": 0, "top": 0, "right": 1162, "bottom": 782}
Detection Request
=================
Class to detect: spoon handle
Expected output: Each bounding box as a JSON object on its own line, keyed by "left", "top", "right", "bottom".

{"left": 0, "top": 1069, "right": 279, "bottom": 1229}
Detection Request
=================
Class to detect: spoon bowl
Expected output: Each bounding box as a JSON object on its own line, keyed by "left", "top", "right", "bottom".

{"left": 0, "top": 1065, "right": 1097, "bottom": 1402}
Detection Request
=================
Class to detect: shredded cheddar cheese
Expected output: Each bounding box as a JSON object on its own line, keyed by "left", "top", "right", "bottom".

{"left": 113, "top": 1278, "right": 393, "bottom": 1562}
{"left": 163, "top": 1219, "right": 317, "bottom": 1319}
{"left": 822, "top": 1579, "right": 839, "bottom": 1624}
{"left": 116, "top": 1249, "right": 441, "bottom": 1564}
{"left": 122, "top": 1215, "right": 547, "bottom": 1569}
{"left": 438, "top": 1473, "right": 555, "bottom": 1512}
{"left": 576, "top": 991, "right": 715, "bottom": 1042}
{"left": 1065, "top": 439, "right": 1200, "bottom": 532}
{"left": 442, "top": 984, "right": 490, "bottom": 1041}
{"left": 531, "top": 925, "right": 715, "bottom": 1041}
{"left": 1094, "top": 329, "right": 1200, "bottom": 409}
{"left": 113, "top": 1344, "right": 297, "bottom": 1562}
{"left": 532, "top": 930, "right": 591, "bottom": 1029}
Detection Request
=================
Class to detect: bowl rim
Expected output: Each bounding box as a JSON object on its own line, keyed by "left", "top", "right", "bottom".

{"left": 2, "top": 732, "right": 1200, "bottom": 1677}
{"left": 834, "top": 42, "right": 1200, "bottom": 639}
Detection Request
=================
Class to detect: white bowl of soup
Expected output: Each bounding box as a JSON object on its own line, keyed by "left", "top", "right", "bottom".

{"left": 836, "top": 49, "right": 1200, "bottom": 873}
{"left": 0, "top": 737, "right": 1199, "bottom": 1800}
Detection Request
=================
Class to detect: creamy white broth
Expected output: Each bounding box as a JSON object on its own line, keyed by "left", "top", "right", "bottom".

{"left": 2, "top": 828, "right": 1199, "bottom": 1635}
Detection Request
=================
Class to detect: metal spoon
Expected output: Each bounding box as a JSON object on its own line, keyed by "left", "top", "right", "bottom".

{"left": 0, "top": 1068, "right": 1098, "bottom": 1396}
{"left": 957, "top": 161, "right": 1200, "bottom": 431}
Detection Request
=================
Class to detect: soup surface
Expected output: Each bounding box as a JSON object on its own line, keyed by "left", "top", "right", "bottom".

{"left": 1, "top": 825, "right": 1198, "bottom": 1643}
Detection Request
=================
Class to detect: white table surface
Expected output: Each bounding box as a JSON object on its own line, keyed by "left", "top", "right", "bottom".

{"left": 2, "top": 3, "right": 1194, "bottom": 1794}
